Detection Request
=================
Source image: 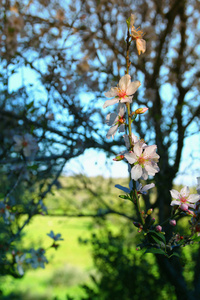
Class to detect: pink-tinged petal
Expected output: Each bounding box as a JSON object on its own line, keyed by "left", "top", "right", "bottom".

{"left": 141, "top": 168, "right": 148, "bottom": 180}
{"left": 118, "top": 124, "right": 125, "bottom": 133}
{"left": 187, "top": 194, "right": 200, "bottom": 203}
{"left": 123, "top": 134, "right": 130, "bottom": 149}
{"left": 103, "top": 98, "right": 119, "bottom": 109}
{"left": 143, "top": 145, "right": 157, "bottom": 157}
{"left": 188, "top": 203, "right": 196, "bottom": 209}
{"left": 106, "top": 125, "right": 118, "bottom": 139}
{"left": 131, "top": 164, "right": 143, "bottom": 181}
{"left": 144, "top": 163, "right": 159, "bottom": 176}
{"left": 126, "top": 80, "right": 141, "bottom": 95}
{"left": 117, "top": 103, "right": 126, "bottom": 116}
{"left": 23, "top": 147, "right": 31, "bottom": 157}
{"left": 180, "top": 186, "right": 190, "bottom": 198}
{"left": 133, "top": 142, "right": 143, "bottom": 157}
{"left": 141, "top": 183, "right": 155, "bottom": 193}
{"left": 131, "top": 133, "right": 139, "bottom": 144}
{"left": 118, "top": 74, "right": 131, "bottom": 91}
{"left": 120, "top": 96, "right": 133, "bottom": 103}
{"left": 170, "top": 200, "right": 181, "bottom": 206}
{"left": 124, "top": 152, "right": 137, "bottom": 164}
{"left": 106, "top": 113, "right": 118, "bottom": 126}
{"left": 136, "top": 39, "right": 146, "bottom": 55}
{"left": 170, "top": 189, "right": 180, "bottom": 200}
{"left": 13, "top": 135, "right": 22, "bottom": 144}
{"left": 104, "top": 87, "right": 118, "bottom": 98}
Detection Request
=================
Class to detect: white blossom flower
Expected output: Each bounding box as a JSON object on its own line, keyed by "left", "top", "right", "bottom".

{"left": 103, "top": 74, "right": 141, "bottom": 108}
{"left": 13, "top": 133, "right": 39, "bottom": 158}
{"left": 170, "top": 186, "right": 200, "bottom": 210}
{"left": 15, "top": 253, "right": 26, "bottom": 276}
{"left": 136, "top": 181, "right": 155, "bottom": 195}
{"left": 115, "top": 180, "right": 154, "bottom": 195}
{"left": 106, "top": 103, "right": 126, "bottom": 139}
{"left": 124, "top": 142, "right": 160, "bottom": 181}
{"left": 130, "top": 14, "right": 146, "bottom": 55}
{"left": 28, "top": 248, "right": 48, "bottom": 269}
{"left": 47, "top": 230, "right": 64, "bottom": 241}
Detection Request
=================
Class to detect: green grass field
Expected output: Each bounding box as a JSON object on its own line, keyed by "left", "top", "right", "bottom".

{"left": 1, "top": 216, "right": 95, "bottom": 300}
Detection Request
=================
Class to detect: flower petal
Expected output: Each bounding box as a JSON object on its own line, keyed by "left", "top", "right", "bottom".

{"left": 118, "top": 74, "right": 131, "bottom": 91}
{"left": 115, "top": 184, "right": 130, "bottom": 194}
{"left": 104, "top": 87, "right": 118, "bottom": 98}
{"left": 106, "top": 113, "right": 118, "bottom": 126}
{"left": 133, "top": 142, "right": 143, "bottom": 157}
{"left": 180, "top": 186, "right": 190, "bottom": 198}
{"left": 106, "top": 125, "right": 118, "bottom": 139}
{"left": 131, "top": 164, "right": 143, "bottom": 181}
{"left": 103, "top": 98, "right": 119, "bottom": 109}
{"left": 126, "top": 80, "right": 141, "bottom": 95}
{"left": 170, "top": 189, "right": 180, "bottom": 199}
{"left": 117, "top": 103, "right": 126, "bottom": 116}
{"left": 124, "top": 152, "right": 137, "bottom": 164}
{"left": 170, "top": 200, "right": 181, "bottom": 206}
{"left": 187, "top": 194, "right": 200, "bottom": 203}
{"left": 136, "top": 39, "right": 146, "bottom": 55}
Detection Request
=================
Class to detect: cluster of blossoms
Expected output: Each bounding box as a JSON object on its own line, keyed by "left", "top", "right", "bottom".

{"left": 12, "top": 231, "right": 64, "bottom": 276}
{"left": 103, "top": 73, "right": 159, "bottom": 182}
{"left": 102, "top": 14, "right": 200, "bottom": 256}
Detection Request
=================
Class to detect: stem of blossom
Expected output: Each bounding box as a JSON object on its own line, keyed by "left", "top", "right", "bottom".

{"left": 126, "top": 28, "right": 131, "bottom": 74}
{"left": 133, "top": 188, "right": 145, "bottom": 227}
{"left": 126, "top": 103, "right": 133, "bottom": 150}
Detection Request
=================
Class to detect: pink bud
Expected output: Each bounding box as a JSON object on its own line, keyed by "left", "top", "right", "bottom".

{"left": 180, "top": 203, "right": 188, "bottom": 211}
{"left": 135, "top": 107, "right": 148, "bottom": 114}
{"left": 156, "top": 225, "right": 162, "bottom": 232}
{"left": 113, "top": 155, "right": 124, "bottom": 161}
{"left": 169, "top": 219, "right": 176, "bottom": 226}
{"left": 133, "top": 222, "right": 141, "bottom": 228}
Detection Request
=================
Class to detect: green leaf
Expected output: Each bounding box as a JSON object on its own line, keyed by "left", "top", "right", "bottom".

{"left": 151, "top": 235, "right": 165, "bottom": 248}
{"left": 145, "top": 248, "right": 167, "bottom": 256}
{"left": 191, "top": 236, "right": 200, "bottom": 242}
{"left": 119, "top": 195, "right": 131, "bottom": 200}
{"left": 169, "top": 252, "right": 180, "bottom": 258}
{"left": 148, "top": 230, "right": 166, "bottom": 243}
{"left": 26, "top": 100, "right": 34, "bottom": 110}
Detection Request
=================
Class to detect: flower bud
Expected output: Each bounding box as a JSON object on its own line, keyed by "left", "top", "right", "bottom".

{"left": 113, "top": 155, "right": 124, "bottom": 161}
{"left": 147, "top": 208, "right": 153, "bottom": 215}
{"left": 133, "top": 222, "right": 141, "bottom": 228}
{"left": 180, "top": 203, "right": 188, "bottom": 211}
{"left": 156, "top": 225, "right": 162, "bottom": 232}
{"left": 169, "top": 219, "right": 176, "bottom": 226}
{"left": 135, "top": 107, "right": 148, "bottom": 114}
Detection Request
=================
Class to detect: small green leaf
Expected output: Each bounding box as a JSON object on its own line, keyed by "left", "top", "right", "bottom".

{"left": 169, "top": 252, "right": 180, "bottom": 258}
{"left": 26, "top": 100, "right": 34, "bottom": 110}
{"left": 191, "top": 236, "right": 200, "bottom": 242}
{"left": 151, "top": 235, "right": 165, "bottom": 248}
{"left": 145, "top": 248, "right": 167, "bottom": 256}
{"left": 148, "top": 230, "right": 166, "bottom": 243}
{"left": 119, "top": 194, "right": 131, "bottom": 200}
